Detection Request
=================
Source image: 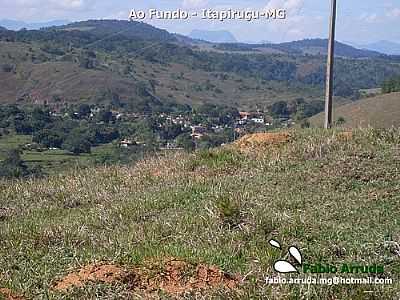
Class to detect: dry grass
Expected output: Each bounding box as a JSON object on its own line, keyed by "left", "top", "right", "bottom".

{"left": 310, "top": 92, "right": 400, "bottom": 128}
{"left": 0, "top": 128, "right": 400, "bottom": 299}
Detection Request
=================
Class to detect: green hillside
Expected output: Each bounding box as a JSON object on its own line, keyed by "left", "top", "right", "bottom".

{"left": 0, "top": 129, "right": 399, "bottom": 299}
{"left": 0, "top": 40, "right": 321, "bottom": 110}
{"left": 1, "top": 20, "right": 400, "bottom": 110}
{"left": 310, "top": 92, "right": 400, "bottom": 128}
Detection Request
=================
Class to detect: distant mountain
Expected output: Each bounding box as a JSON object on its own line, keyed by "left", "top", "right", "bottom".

{"left": 0, "top": 19, "right": 69, "bottom": 30}
{"left": 189, "top": 30, "right": 237, "bottom": 43}
{"left": 241, "top": 39, "right": 272, "bottom": 44}
{"left": 361, "top": 40, "right": 400, "bottom": 56}
{"left": 214, "top": 39, "right": 386, "bottom": 58}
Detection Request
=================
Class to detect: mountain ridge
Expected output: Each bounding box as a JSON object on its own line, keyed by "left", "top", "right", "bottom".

{"left": 189, "top": 29, "right": 237, "bottom": 43}
{"left": 1, "top": 19, "right": 400, "bottom": 110}
{"left": 0, "top": 19, "right": 70, "bottom": 30}
{"left": 361, "top": 40, "right": 400, "bottom": 56}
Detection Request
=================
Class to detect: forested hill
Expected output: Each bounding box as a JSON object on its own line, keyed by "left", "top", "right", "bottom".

{"left": 1, "top": 19, "right": 400, "bottom": 109}
{"left": 56, "top": 20, "right": 176, "bottom": 42}
{"left": 215, "top": 39, "right": 385, "bottom": 59}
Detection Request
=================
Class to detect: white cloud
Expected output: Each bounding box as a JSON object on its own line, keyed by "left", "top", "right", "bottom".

{"left": 14, "top": 0, "right": 87, "bottom": 10}
{"left": 386, "top": 7, "right": 400, "bottom": 18}
{"left": 264, "top": 0, "right": 304, "bottom": 13}
{"left": 359, "top": 12, "right": 379, "bottom": 23}
{"left": 0, "top": 0, "right": 94, "bottom": 20}
{"left": 182, "top": 0, "right": 208, "bottom": 9}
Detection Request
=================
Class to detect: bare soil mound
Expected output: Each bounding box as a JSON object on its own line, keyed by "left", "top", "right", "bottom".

{"left": 54, "top": 258, "right": 240, "bottom": 296}
{"left": 54, "top": 264, "right": 127, "bottom": 291}
{"left": 0, "top": 288, "right": 25, "bottom": 300}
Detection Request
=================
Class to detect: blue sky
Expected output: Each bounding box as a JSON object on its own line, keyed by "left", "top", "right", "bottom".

{"left": 0, "top": 0, "right": 399, "bottom": 43}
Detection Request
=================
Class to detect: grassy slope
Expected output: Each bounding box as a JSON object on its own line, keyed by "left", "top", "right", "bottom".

{"left": 310, "top": 92, "right": 400, "bottom": 128}
{"left": 0, "top": 129, "right": 400, "bottom": 299}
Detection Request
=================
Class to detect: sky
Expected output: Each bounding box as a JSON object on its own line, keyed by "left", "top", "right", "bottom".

{"left": 0, "top": 0, "right": 399, "bottom": 44}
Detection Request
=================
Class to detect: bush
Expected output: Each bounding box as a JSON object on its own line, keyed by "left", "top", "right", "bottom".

{"left": 382, "top": 76, "right": 400, "bottom": 94}
{"left": 216, "top": 196, "right": 242, "bottom": 228}
{"left": 33, "top": 129, "right": 65, "bottom": 148}
{"left": 176, "top": 133, "right": 195, "bottom": 152}
{"left": 0, "top": 149, "right": 42, "bottom": 179}
{"left": 0, "top": 63, "right": 15, "bottom": 73}
{"left": 62, "top": 136, "right": 91, "bottom": 155}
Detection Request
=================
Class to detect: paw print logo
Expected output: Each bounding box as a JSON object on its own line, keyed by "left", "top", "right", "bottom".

{"left": 269, "top": 239, "right": 303, "bottom": 273}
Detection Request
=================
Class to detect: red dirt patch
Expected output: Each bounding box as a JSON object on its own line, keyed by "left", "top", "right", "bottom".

{"left": 143, "top": 258, "right": 239, "bottom": 295}
{"left": 0, "top": 288, "right": 25, "bottom": 300}
{"left": 54, "top": 258, "right": 240, "bottom": 296}
{"left": 234, "top": 132, "right": 291, "bottom": 152}
{"left": 54, "top": 264, "right": 127, "bottom": 291}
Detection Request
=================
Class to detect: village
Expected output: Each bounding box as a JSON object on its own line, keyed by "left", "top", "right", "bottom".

{"left": 1, "top": 101, "right": 297, "bottom": 159}
{"left": 113, "top": 109, "right": 295, "bottom": 149}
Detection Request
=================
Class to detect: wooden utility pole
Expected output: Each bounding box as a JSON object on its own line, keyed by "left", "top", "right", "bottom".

{"left": 325, "top": 0, "right": 337, "bottom": 129}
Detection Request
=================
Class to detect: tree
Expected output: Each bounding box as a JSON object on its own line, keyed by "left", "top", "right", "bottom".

{"left": 30, "top": 107, "right": 51, "bottom": 131}
{"left": 78, "top": 104, "right": 91, "bottom": 118}
{"left": 33, "top": 129, "right": 64, "bottom": 148}
{"left": 335, "top": 117, "right": 346, "bottom": 126}
{"left": 160, "top": 124, "right": 183, "bottom": 140}
{"left": 0, "top": 149, "right": 29, "bottom": 178}
{"left": 176, "top": 133, "right": 195, "bottom": 152}
{"left": 382, "top": 77, "right": 400, "bottom": 94}
{"left": 92, "top": 126, "right": 120, "bottom": 144}
{"left": 97, "top": 109, "right": 114, "bottom": 123}
{"left": 270, "top": 101, "right": 289, "bottom": 118}
{"left": 62, "top": 135, "right": 91, "bottom": 155}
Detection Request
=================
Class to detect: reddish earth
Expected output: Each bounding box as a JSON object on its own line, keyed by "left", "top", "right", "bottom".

{"left": 54, "top": 264, "right": 127, "bottom": 291}
{"left": 54, "top": 258, "right": 240, "bottom": 296}
{"left": 0, "top": 288, "right": 25, "bottom": 300}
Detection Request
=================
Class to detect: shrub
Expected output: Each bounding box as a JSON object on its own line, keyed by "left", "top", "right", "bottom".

{"left": 216, "top": 196, "right": 242, "bottom": 228}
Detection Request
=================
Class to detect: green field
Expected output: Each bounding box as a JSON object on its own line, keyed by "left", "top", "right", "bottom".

{"left": 0, "top": 134, "right": 117, "bottom": 173}
{"left": 0, "top": 128, "right": 399, "bottom": 299}
{"left": 0, "top": 135, "right": 31, "bottom": 155}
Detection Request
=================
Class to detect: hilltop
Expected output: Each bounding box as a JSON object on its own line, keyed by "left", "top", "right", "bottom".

{"left": 278, "top": 39, "right": 383, "bottom": 58}
{"left": 310, "top": 92, "right": 400, "bottom": 128}
{"left": 1, "top": 20, "right": 400, "bottom": 109}
{"left": 0, "top": 129, "right": 399, "bottom": 299}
